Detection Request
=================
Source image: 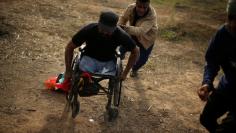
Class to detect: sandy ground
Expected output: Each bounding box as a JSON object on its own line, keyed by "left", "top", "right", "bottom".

{"left": 0, "top": 0, "right": 226, "bottom": 132}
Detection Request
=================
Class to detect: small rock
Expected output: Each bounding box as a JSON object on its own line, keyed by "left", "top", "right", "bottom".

{"left": 89, "top": 118, "right": 94, "bottom": 122}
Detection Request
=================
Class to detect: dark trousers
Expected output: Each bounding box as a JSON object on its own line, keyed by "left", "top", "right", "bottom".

{"left": 120, "top": 43, "right": 154, "bottom": 72}
{"left": 200, "top": 91, "right": 236, "bottom": 133}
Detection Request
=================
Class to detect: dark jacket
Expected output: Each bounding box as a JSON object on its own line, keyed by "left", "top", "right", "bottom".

{"left": 203, "top": 25, "right": 236, "bottom": 96}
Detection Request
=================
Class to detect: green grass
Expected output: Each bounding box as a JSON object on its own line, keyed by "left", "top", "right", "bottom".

{"left": 159, "top": 21, "right": 217, "bottom": 43}
{"left": 159, "top": 28, "right": 179, "bottom": 42}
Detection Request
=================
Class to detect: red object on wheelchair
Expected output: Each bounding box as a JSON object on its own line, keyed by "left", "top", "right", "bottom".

{"left": 55, "top": 79, "right": 71, "bottom": 92}
{"left": 81, "top": 72, "right": 92, "bottom": 81}
{"left": 44, "top": 73, "right": 71, "bottom": 93}
{"left": 44, "top": 76, "right": 57, "bottom": 90}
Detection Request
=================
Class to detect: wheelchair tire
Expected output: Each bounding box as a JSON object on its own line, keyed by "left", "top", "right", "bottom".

{"left": 113, "top": 58, "right": 123, "bottom": 107}
{"left": 113, "top": 79, "right": 122, "bottom": 107}
{"left": 67, "top": 76, "right": 81, "bottom": 118}
{"left": 105, "top": 108, "right": 118, "bottom": 122}
{"left": 66, "top": 89, "right": 80, "bottom": 118}
{"left": 71, "top": 98, "right": 80, "bottom": 118}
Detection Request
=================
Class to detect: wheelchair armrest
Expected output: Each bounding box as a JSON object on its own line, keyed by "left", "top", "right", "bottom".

{"left": 115, "top": 48, "right": 121, "bottom": 58}
{"left": 116, "top": 51, "right": 121, "bottom": 56}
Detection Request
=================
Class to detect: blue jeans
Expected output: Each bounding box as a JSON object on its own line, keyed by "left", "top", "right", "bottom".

{"left": 77, "top": 56, "right": 116, "bottom": 76}
{"left": 120, "top": 43, "right": 154, "bottom": 71}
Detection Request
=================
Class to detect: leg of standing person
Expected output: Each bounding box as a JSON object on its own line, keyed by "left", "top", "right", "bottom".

{"left": 216, "top": 98, "right": 236, "bottom": 133}
{"left": 200, "top": 91, "right": 229, "bottom": 133}
{"left": 216, "top": 111, "right": 236, "bottom": 133}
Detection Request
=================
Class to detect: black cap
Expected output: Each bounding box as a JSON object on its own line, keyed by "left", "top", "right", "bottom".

{"left": 98, "top": 10, "right": 119, "bottom": 33}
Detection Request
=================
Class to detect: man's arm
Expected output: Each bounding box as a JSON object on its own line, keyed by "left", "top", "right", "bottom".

{"left": 198, "top": 62, "right": 220, "bottom": 101}
{"left": 121, "top": 46, "right": 139, "bottom": 80}
{"left": 198, "top": 32, "right": 222, "bottom": 101}
{"left": 202, "top": 63, "right": 220, "bottom": 89}
{"left": 124, "top": 19, "right": 156, "bottom": 36}
{"left": 64, "top": 41, "right": 77, "bottom": 80}
{"left": 202, "top": 33, "right": 222, "bottom": 90}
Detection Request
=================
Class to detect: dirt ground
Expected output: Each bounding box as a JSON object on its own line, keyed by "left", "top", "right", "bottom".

{"left": 0, "top": 0, "right": 227, "bottom": 132}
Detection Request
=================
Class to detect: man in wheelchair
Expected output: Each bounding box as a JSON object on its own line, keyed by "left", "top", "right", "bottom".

{"left": 63, "top": 10, "right": 139, "bottom": 119}
{"left": 64, "top": 10, "right": 139, "bottom": 83}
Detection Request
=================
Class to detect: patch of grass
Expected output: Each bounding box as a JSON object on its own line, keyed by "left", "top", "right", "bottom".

{"left": 159, "top": 23, "right": 187, "bottom": 42}
{"left": 159, "top": 21, "right": 217, "bottom": 42}
{"left": 159, "top": 28, "right": 179, "bottom": 41}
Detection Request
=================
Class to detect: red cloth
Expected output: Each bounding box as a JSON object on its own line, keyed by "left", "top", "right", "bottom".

{"left": 82, "top": 72, "right": 92, "bottom": 80}
{"left": 45, "top": 72, "right": 92, "bottom": 93}
{"left": 44, "top": 76, "right": 58, "bottom": 90}
{"left": 55, "top": 79, "right": 71, "bottom": 92}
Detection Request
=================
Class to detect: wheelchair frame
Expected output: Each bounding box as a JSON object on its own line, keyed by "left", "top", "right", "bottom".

{"left": 66, "top": 48, "right": 123, "bottom": 121}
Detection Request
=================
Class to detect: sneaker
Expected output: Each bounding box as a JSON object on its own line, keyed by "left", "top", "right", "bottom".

{"left": 130, "top": 70, "right": 138, "bottom": 77}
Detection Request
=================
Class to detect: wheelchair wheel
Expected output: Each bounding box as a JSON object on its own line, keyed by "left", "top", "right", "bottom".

{"left": 107, "top": 108, "right": 118, "bottom": 122}
{"left": 106, "top": 59, "right": 123, "bottom": 121}
{"left": 71, "top": 96, "right": 80, "bottom": 118}
{"left": 113, "top": 58, "right": 123, "bottom": 107}
{"left": 107, "top": 80, "right": 121, "bottom": 121}
{"left": 113, "top": 79, "right": 122, "bottom": 107}
{"left": 66, "top": 76, "right": 81, "bottom": 118}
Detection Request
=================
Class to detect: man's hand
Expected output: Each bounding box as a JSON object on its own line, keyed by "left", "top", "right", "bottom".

{"left": 197, "top": 84, "right": 211, "bottom": 101}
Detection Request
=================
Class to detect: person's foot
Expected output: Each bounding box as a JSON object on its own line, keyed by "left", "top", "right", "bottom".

{"left": 130, "top": 70, "right": 138, "bottom": 77}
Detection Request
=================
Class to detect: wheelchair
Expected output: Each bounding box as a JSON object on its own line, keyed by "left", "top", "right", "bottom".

{"left": 66, "top": 47, "right": 123, "bottom": 121}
